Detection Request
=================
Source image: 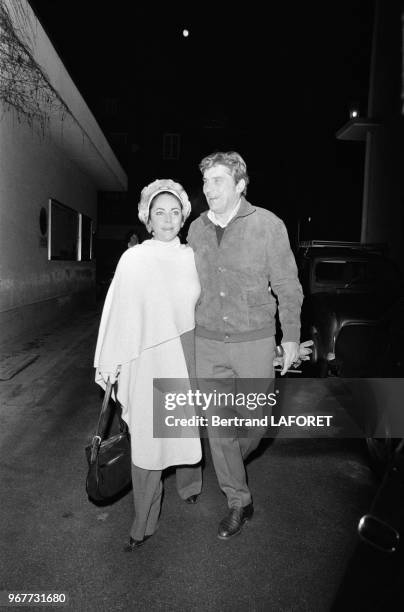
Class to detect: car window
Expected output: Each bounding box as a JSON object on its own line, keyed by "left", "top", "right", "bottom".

{"left": 313, "top": 257, "right": 402, "bottom": 292}
{"left": 315, "top": 260, "right": 349, "bottom": 284}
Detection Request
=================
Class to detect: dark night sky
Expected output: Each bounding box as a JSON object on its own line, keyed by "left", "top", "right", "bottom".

{"left": 28, "top": 1, "right": 375, "bottom": 240}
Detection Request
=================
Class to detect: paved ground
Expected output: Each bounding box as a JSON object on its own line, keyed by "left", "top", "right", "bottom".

{"left": 0, "top": 308, "right": 378, "bottom": 611}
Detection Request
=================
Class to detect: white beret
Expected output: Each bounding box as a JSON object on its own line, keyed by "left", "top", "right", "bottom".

{"left": 138, "top": 178, "right": 192, "bottom": 226}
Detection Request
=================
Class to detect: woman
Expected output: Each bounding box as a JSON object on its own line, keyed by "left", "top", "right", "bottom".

{"left": 94, "top": 179, "right": 202, "bottom": 551}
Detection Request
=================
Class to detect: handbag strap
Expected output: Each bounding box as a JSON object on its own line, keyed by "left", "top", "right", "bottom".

{"left": 89, "top": 379, "right": 114, "bottom": 463}
{"left": 95, "top": 379, "right": 114, "bottom": 439}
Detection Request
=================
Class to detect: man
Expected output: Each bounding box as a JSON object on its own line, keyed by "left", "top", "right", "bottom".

{"left": 187, "top": 151, "right": 303, "bottom": 539}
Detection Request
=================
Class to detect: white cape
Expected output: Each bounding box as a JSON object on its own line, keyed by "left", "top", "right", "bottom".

{"left": 94, "top": 238, "right": 202, "bottom": 470}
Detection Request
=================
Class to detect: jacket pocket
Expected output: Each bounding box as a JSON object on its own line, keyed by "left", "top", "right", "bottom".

{"left": 246, "top": 289, "right": 271, "bottom": 307}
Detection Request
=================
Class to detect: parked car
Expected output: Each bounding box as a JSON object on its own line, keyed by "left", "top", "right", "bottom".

{"left": 296, "top": 240, "right": 404, "bottom": 378}
{"left": 295, "top": 240, "right": 404, "bottom": 473}
{"left": 332, "top": 439, "right": 404, "bottom": 610}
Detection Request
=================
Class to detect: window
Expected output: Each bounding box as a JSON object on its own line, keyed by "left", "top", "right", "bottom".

{"left": 80, "top": 214, "right": 93, "bottom": 261}
{"left": 48, "top": 199, "right": 93, "bottom": 261}
{"left": 48, "top": 199, "right": 79, "bottom": 260}
{"left": 102, "top": 97, "right": 119, "bottom": 117}
{"left": 163, "top": 133, "right": 180, "bottom": 160}
{"left": 314, "top": 257, "right": 402, "bottom": 291}
{"left": 314, "top": 260, "right": 348, "bottom": 284}
{"left": 110, "top": 132, "right": 128, "bottom": 146}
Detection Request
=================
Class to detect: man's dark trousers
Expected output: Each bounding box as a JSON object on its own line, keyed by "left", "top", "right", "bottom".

{"left": 196, "top": 335, "right": 275, "bottom": 509}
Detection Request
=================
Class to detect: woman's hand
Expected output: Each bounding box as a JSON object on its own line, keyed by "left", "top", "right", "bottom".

{"left": 99, "top": 368, "right": 120, "bottom": 385}
{"left": 297, "top": 340, "right": 314, "bottom": 362}
{"left": 280, "top": 341, "right": 300, "bottom": 375}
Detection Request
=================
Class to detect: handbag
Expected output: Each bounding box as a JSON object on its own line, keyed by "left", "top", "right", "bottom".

{"left": 85, "top": 379, "right": 132, "bottom": 503}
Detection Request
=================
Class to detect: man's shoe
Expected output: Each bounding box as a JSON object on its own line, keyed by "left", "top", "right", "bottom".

{"left": 184, "top": 494, "right": 199, "bottom": 504}
{"left": 123, "top": 535, "right": 152, "bottom": 552}
{"left": 217, "top": 503, "right": 254, "bottom": 540}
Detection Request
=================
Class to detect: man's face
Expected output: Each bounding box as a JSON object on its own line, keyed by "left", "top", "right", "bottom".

{"left": 202, "top": 164, "right": 245, "bottom": 216}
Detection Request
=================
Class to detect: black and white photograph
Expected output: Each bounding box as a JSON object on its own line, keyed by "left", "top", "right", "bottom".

{"left": 1, "top": 1, "right": 404, "bottom": 610}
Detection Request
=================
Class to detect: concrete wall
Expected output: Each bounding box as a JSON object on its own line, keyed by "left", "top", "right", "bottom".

{"left": 0, "top": 112, "right": 97, "bottom": 342}
{"left": 0, "top": 0, "right": 127, "bottom": 343}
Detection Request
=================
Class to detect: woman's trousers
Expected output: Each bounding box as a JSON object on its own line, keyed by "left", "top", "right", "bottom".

{"left": 130, "top": 330, "right": 202, "bottom": 539}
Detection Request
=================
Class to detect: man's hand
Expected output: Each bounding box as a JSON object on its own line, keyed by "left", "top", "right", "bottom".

{"left": 280, "top": 341, "right": 300, "bottom": 376}
{"left": 273, "top": 340, "right": 313, "bottom": 375}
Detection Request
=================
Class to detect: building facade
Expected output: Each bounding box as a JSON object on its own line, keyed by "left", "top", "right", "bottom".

{"left": 337, "top": 0, "right": 404, "bottom": 272}
{"left": 0, "top": 0, "right": 127, "bottom": 343}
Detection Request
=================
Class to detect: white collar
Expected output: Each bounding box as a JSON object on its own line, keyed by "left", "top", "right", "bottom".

{"left": 144, "top": 237, "right": 181, "bottom": 248}
{"left": 207, "top": 198, "right": 241, "bottom": 228}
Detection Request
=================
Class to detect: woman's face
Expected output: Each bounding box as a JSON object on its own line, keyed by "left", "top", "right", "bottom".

{"left": 148, "top": 193, "right": 183, "bottom": 241}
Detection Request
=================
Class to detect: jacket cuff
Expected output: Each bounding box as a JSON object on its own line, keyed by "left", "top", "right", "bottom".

{"left": 281, "top": 325, "right": 301, "bottom": 344}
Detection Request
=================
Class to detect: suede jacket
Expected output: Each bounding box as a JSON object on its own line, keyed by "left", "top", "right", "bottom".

{"left": 187, "top": 198, "right": 303, "bottom": 343}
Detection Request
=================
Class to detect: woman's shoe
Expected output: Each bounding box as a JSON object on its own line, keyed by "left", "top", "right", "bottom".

{"left": 123, "top": 535, "right": 152, "bottom": 552}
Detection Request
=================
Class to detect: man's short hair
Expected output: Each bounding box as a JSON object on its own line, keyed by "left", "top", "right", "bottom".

{"left": 199, "top": 151, "right": 249, "bottom": 195}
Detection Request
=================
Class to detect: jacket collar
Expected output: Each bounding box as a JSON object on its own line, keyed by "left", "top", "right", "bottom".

{"left": 201, "top": 197, "right": 256, "bottom": 227}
